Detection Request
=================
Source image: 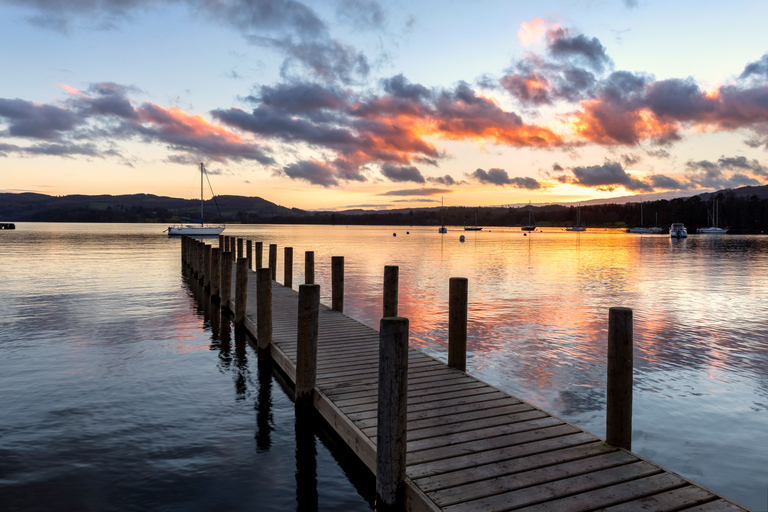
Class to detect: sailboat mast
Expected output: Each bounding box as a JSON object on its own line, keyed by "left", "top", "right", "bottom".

{"left": 200, "top": 162, "right": 204, "bottom": 225}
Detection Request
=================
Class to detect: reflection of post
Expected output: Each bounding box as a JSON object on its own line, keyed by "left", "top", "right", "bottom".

{"left": 234, "top": 327, "right": 247, "bottom": 398}
{"left": 284, "top": 247, "right": 293, "bottom": 289}
{"left": 255, "top": 242, "right": 263, "bottom": 270}
{"left": 294, "top": 406, "right": 318, "bottom": 512}
{"left": 296, "top": 284, "right": 320, "bottom": 406}
{"left": 255, "top": 357, "right": 273, "bottom": 452}
{"left": 220, "top": 252, "right": 233, "bottom": 313}
{"left": 383, "top": 266, "right": 398, "bottom": 317}
{"left": 269, "top": 244, "right": 277, "bottom": 280}
{"left": 331, "top": 256, "right": 344, "bottom": 312}
{"left": 235, "top": 257, "right": 248, "bottom": 329}
{"left": 376, "top": 317, "right": 408, "bottom": 511}
{"left": 256, "top": 268, "right": 272, "bottom": 354}
{"left": 304, "top": 251, "right": 314, "bottom": 285}
{"left": 607, "top": 307, "right": 633, "bottom": 450}
{"left": 210, "top": 297, "right": 221, "bottom": 342}
{"left": 219, "top": 310, "right": 232, "bottom": 369}
{"left": 246, "top": 240, "right": 252, "bottom": 270}
{"left": 211, "top": 248, "right": 221, "bottom": 303}
{"left": 448, "top": 277, "right": 468, "bottom": 372}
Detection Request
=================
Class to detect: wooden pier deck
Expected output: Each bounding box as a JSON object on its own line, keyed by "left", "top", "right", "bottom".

{"left": 223, "top": 267, "right": 748, "bottom": 512}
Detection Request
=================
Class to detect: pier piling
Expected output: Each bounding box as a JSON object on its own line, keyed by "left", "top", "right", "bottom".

{"left": 237, "top": 238, "right": 244, "bottom": 260}
{"left": 256, "top": 267, "right": 272, "bottom": 354}
{"left": 383, "top": 266, "right": 398, "bottom": 318}
{"left": 220, "top": 252, "right": 233, "bottom": 312}
{"left": 235, "top": 257, "right": 248, "bottom": 328}
{"left": 295, "top": 284, "right": 320, "bottom": 405}
{"left": 246, "top": 240, "right": 252, "bottom": 270}
{"left": 305, "top": 251, "right": 314, "bottom": 284}
{"left": 284, "top": 247, "right": 293, "bottom": 289}
{"left": 607, "top": 306, "right": 633, "bottom": 450}
{"left": 203, "top": 244, "right": 212, "bottom": 292}
{"left": 269, "top": 244, "right": 277, "bottom": 281}
{"left": 211, "top": 248, "right": 221, "bottom": 302}
{"left": 332, "top": 256, "right": 344, "bottom": 313}
{"left": 376, "top": 317, "right": 409, "bottom": 510}
{"left": 255, "top": 242, "right": 263, "bottom": 270}
{"left": 448, "top": 277, "right": 468, "bottom": 372}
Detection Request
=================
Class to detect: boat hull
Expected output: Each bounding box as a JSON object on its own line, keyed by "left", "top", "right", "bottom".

{"left": 565, "top": 226, "right": 586, "bottom": 232}
{"left": 167, "top": 225, "right": 225, "bottom": 236}
{"left": 463, "top": 227, "right": 482, "bottom": 231}
{"left": 697, "top": 227, "right": 729, "bottom": 234}
{"left": 521, "top": 226, "right": 535, "bottom": 232}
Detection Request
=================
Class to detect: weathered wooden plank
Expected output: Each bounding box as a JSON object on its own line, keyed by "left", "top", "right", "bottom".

{"left": 347, "top": 390, "right": 510, "bottom": 423}
{"left": 335, "top": 381, "right": 488, "bottom": 408}
{"left": 599, "top": 485, "right": 718, "bottom": 511}
{"left": 681, "top": 500, "right": 748, "bottom": 511}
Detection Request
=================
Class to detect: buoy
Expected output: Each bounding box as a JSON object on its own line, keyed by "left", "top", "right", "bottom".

{"left": 460, "top": 235, "right": 465, "bottom": 242}
{"left": 524, "top": 233, "right": 527, "bottom": 236}
{"left": 407, "top": 231, "right": 409, "bottom": 234}
{"left": 393, "top": 233, "right": 396, "bottom": 237}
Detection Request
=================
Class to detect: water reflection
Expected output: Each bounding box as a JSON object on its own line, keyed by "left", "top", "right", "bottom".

{"left": 255, "top": 357, "right": 274, "bottom": 452}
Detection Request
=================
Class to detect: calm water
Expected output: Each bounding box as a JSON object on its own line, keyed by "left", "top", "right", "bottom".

{"left": 2, "top": 223, "right": 767, "bottom": 510}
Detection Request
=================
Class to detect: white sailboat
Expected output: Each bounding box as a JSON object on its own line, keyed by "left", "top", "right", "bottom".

{"left": 565, "top": 204, "right": 586, "bottom": 231}
{"left": 697, "top": 198, "right": 729, "bottom": 234}
{"left": 521, "top": 201, "right": 535, "bottom": 231}
{"left": 627, "top": 202, "right": 650, "bottom": 233}
{"left": 166, "top": 163, "right": 225, "bottom": 236}
{"left": 464, "top": 209, "right": 482, "bottom": 231}
{"left": 438, "top": 197, "right": 448, "bottom": 233}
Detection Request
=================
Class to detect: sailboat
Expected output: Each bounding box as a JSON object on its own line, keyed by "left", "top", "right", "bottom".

{"left": 626, "top": 202, "right": 650, "bottom": 233}
{"left": 521, "top": 202, "right": 536, "bottom": 231}
{"left": 166, "top": 163, "right": 225, "bottom": 236}
{"left": 697, "top": 198, "right": 729, "bottom": 234}
{"left": 648, "top": 212, "right": 664, "bottom": 234}
{"left": 464, "top": 209, "right": 482, "bottom": 231}
{"left": 438, "top": 197, "right": 448, "bottom": 233}
{"left": 565, "top": 204, "right": 586, "bottom": 231}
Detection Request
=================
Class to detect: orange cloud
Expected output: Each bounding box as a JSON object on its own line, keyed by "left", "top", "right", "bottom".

{"left": 518, "top": 18, "right": 553, "bottom": 47}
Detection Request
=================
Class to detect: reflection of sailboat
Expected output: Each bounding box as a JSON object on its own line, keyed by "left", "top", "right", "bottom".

{"left": 697, "top": 198, "right": 729, "bottom": 234}
{"left": 565, "top": 204, "right": 586, "bottom": 231}
{"left": 167, "top": 163, "right": 225, "bottom": 236}
{"left": 438, "top": 197, "right": 447, "bottom": 233}
{"left": 627, "top": 202, "right": 650, "bottom": 234}
{"left": 464, "top": 209, "right": 482, "bottom": 231}
{"left": 521, "top": 202, "right": 536, "bottom": 231}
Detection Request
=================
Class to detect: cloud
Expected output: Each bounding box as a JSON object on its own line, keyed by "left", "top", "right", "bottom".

{"left": 518, "top": 18, "right": 550, "bottom": 47}
{"left": 282, "top": 159, "right": 339, "bottom": 186}
{"left": 570, "top": 161, "right": 652, "bottom": 191}
{"left": 428, "top": 174, "right": 463, "bottom": 186}
{"left": 686, "top": 158, "right": 764, "bottom": 188}
{"left": 546, "top": 27, "right": 612, "bottom": 73}
{"left": 378, "top": 187, "right": 449, "bottom": 196}
{"left": 470, "top": 168, "right": 541, "bottom": 189}
{"left": 0, "top": 98, "right": 81, "bottom": 140}
{"left": 380, "top": 163, "right": 425, "bottom": 183}
{"left": 717, "top": 155, "right": 767, "bottom": 176}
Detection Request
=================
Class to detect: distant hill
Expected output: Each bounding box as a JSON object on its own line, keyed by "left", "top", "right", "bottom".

{"left": 0, "top": 192, "right": 303, "bottom": 223}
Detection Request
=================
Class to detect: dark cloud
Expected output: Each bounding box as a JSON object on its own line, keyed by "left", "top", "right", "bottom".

{"left": 378, "top": 188, "right": 449, "bottom": 196}
{"left": 546, "top": 28, "right": 612, "bottom": 72}
{"left": 282, "top": 159, "right": 338, "bottom": 186}
{"left": 0, "top": 98, "right": 81, "bottom": 140}
{"left": 686, "top": 158, "right": 765, "bottom": 188}
{"left": 428, "top": 174, "right": 462, "bottom": 186}
{"left": 471, "top": 168, "right": 541, "bottom": 189}
{"left": 382, "top": 74, "right": 431, "bottom": 101}
{"left": 251, "top": 81, "right": 348, "bottom": 113}
{"left": 739, "top": 54, "right": 768, "bottom": 80}
{"left": 644, "top": 78, "right": 714, "bottom": 119}
{"left": 552, "top": 163, "right": 563, "bottom": 171}
{"left": 649, "top": 174, "right": 688, "bottom": 190}
{"left": 571, "top": 161, "right": 652, "bottom": 191}
{"left": 622, "top": 153, "right": 641, "bottom": 166}
{"left": 717, "top": 155, "right": 767, "bottom": 176}
{"left": 380, "top": 163, "right": 425, "bottom": 183}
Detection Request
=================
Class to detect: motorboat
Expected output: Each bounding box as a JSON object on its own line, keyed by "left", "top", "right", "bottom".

{"left": 670, "top": 222, "right": 688, "bottom": 238}
{"left": 166, "top": 163, "right": 225, "bottom": 236}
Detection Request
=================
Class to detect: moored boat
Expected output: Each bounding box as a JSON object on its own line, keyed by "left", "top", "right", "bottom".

{"left": 166, "top": 163, "right": 225, "bottom": 236}
{"left": 565, "top": 204, "right": 586, "bottom": 232}
{"left": 670, "top": 222, "right": 688, "bottom": 238}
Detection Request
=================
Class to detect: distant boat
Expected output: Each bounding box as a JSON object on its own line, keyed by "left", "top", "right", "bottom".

{"left": 627, "top": 202, "right": 650, "bottom": 233}
{"left": 648, "top": 212, "right": 664, "bottom": 234}
{"left": 521, "top": 202, "right": 536, "bottom": 231}
{"left": 670, "top": 222, "right": 688, "bottom": 238}
{"left": 438, "top": 197, "right": 447, "bottom": 233}
{"left": 464, "top": 209, "right": 482, "bottom": 231}
{"left": 697, "top": 198, "right": 729, "bottom": 234}
{"left": 565, "top": 204, "right": 586, "bottom": 232}
{"left": 166, "top": 163, "right": 225, "bottom": 236}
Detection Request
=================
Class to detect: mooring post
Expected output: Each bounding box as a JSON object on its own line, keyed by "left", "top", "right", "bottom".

{"left": 448, "top": 277, "right": 468, "bottom": 372}
{"left": 220, "top": 252, "right": 233, "bottom": 312}
{"left": 376, "top": 317, "right": 409, "bottom": 510}
{"left": 181, "top": 235, "right": 186, "bottom": 264}
{"left": 332, "top": 256, "right": 344, "bottom": 312}
{"left": 607, "top": 307, "right": 633, "bottom": 450}
{"left": 246, "top": 240, "right": 252, "bottom": 270}
{"left": 305, "top": 251, "right": 314, "bottom": 285}
{"left": 191, "top": 240, "right": 198, "bottom": 277}
{"left": 383, "top": 266, "right": 399, "bottom": 318}
{"left": 269, "top": 244, "right": 277, "bottom": 280}
{"left": 235, "top": 257, "right": 248, "bottom": 328}
{"left": 197, "top": 241, "right": 205, "bottom": 284}
{"left": 224, "top": 236, "right": 230, "bottom": 255}
{"left": 232, "top": 237, "right": 237, "bottom": 261}
{"left": 211, "top": 247, "right": 221, "bottom": 302}
{"left": 284, "top": 247, "right": 293, "bottom": 289}
{"left": 236, "top": 238, "right": 243, "bottom": 260}
{"left": 256, "top": 267, "right": 272, "bottom": 353}
{"left": 295, "top": 284, "right": 320, "bottom": 405}
{"left": 218, "top": 234, "right": 224, "bottom": 250}
{"left": 255, "top": 242, "right": 263, "bottom": 270}
{"left": 203, "top": 244, "right": 212, "bottom": 291}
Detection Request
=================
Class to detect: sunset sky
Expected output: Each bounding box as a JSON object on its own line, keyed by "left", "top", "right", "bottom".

{"left": 2, "top": 0, "right": 768, "bottom": 210}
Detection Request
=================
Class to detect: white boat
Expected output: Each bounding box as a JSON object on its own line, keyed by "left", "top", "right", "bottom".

{"left": 565, "top": 204, "right": 586, "bottom": 232}
{"left": 521, "top": 202, "right": 535, "bottom": 231}
{"left": 670, "top": 222, "right": 688, "bottom": 238}
{"left": 438, "top": 197, "right": 448, "bottom": 233}
{"left": 627, "top": 202, "right": 650, "bottom": 233}
{"left": 166, "top": 163, "right": 225, "bottom": 236}
{"left": 464, "top": 209, "right": 482, "bottom": 231}
{"left": 697, "top": 198, "right": 729, "bottom": 234}
{"left": 648, "top": 212, "right": 664, "bottom": 234}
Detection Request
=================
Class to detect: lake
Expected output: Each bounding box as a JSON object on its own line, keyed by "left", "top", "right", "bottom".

{"left": 1, "top": 223, "right": 766, "bottom": 510}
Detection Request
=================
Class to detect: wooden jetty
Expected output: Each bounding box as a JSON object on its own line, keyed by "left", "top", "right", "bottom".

{"left": 181, "top": 236, "right": 750, "bottom": 512}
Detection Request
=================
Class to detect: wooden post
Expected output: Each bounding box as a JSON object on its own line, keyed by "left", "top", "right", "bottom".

{"left": 295, "top": 284, "right": 320, "bottom": 405}
{"left": 191, "top": 240, "right": 198, "bottom": 277}
{"left": 231, "top": 237, "right": 236, "bottom": 261}
{"left": 284, "top": 247, "right": 293, "bottom": 289}
{"left": 246, "top": 240, "right": 252, "bottom": 269}
{"left": 203, "top": 244, "right": 212, "bottom": 291}
{"left": 197, "top": 241, "right": 204, "bottom": 284}
{"left": 376, "top": 317, "right": 409, "bottom": 510}
{"left": 607, "top": 307, "right": 633, "bottom": 450}
{"left": 235, "top": 257, "right": 248, "bottom": 328}
{"left": 268, "top": 244, "right": 277, "bottom": 280}
{"left": 237, "top": 238, "right": 244, "bottom": 260}
{"left": 181, "top": 235, "right": 186, "bottom": 263}
{"left": 383, "top": 266, "right": 398, "bottom": 318}
{"left": 448, "top": 277, "right": 468, "bottom": 372}
{"left": 255, "top": 242, "right": 263, "bottom": 270}
{"left": 256, "top": 268, "right": 272, "bottom": 353}
{"left": 220, "top": 252, "right": 233, "bottom": 312}
{"left": 331, "top": 256, "right": 344, "bottom": 312}
{"left": 224, "top": 236, "right": 229, "bottom": 254}
{"left": 211, "top": 247, "right": 221, "bottom": 302}
{"left": 218, "top": 234, "right": 224, "bottom": 251}
{"left": 305, "top": 251, "right": 314, "bottom": 284}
